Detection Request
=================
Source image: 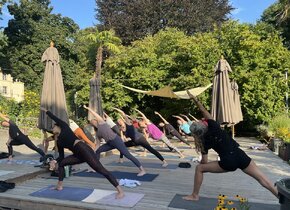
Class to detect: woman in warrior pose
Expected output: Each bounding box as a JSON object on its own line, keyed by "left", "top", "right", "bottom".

{"left": 41, "top": 108, "right": 124, "bottom": 199}
{"left": 0, "top": 113, "right": 46, "bottom": 161}
{"left": 154, "top": 111, "right": 193, "bottom": 149}
{"left": 135, "top": 109, "right": 184, "bottom": 158}
{"left": 84, "top": 105, "right": 146, "bottom": 176}
{"left": 183, "top": 91, "right": 278, "bottom": 201}
{"left": 114, "top": 108, "right": 168, "bottom": 167}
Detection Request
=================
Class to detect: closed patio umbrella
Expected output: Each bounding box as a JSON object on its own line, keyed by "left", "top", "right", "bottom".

{"left": 88, "top": 76, "right": 103, "bottom": 121}
{"left": 211, "top": 57, "right": 236, "bottom": 125}
{"left": 231, "top": 80, "right": 243, "bottom": 124}
{"left": 38, "top": 42, "right": 68, "bottom": 131}
{"left": 211, "top": 57, "right": 243, "bottom": 138}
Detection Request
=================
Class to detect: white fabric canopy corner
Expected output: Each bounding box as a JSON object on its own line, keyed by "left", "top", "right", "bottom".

{"left": 120, "top": 84, "right": 212, "bottom": 99}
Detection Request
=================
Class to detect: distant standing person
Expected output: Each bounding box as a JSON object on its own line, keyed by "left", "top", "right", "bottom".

{"left": 0, "top": 113, "right": 46, "bottom": 161}
{"left": 154, "top": 111, "right": 193, "bottom": 149}
{"left": 84, "top": 105, "right": 146, "bottom": 176}
{"left": 135, "top": 109, "right": 184, "bottom": 158}
{"left": 114, "top": 108, "right": 168, "bottom": 167}
{"left": 182, "top": 91, "right": 278, "bottom": 201}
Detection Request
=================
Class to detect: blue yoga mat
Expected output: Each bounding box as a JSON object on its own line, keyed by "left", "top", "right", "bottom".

{"left": 106, "top": 161, "right": 178, "bottom": 169}
{"left": 30, "top": 185, "right": 93, "bottom": 201}
{"left": 168, "top": 194, "right": 279, "bottom": 210}
{"left": 30, "top": 186, "right": 145, "bottom": 207}
{"left": 73, "top": 170, "right": 158, "bottom": 181}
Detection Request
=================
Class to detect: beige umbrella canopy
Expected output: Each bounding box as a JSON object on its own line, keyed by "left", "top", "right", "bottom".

{"left": 38, "top": 42, "right": 69, "bottom": 131}
{"left": 231, "top": 80, "right": 243, "bottom": 124}
{"left": 211, "top": 57, "right": 241, "bottom": 125}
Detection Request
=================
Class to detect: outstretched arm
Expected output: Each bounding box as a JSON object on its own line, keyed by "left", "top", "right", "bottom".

{"left": 113, "top": 108, "right": 131, "bottom": 125}
{"left": 172, "top": 115, "right": 185, "bottom": 122}
{"left": 134, "top": 109, "right": 150, "bottom": 123}
{"left": 0, "top": 113, "right": 9, "bottom": 122}
{"left": 180, "top": 114, "right": 191, "bottom": 122}
{"left": 154, "top": 111, "right": 168, "bottom": 124}
{"left": 186, "top": 90, "right": 213, "bottom": 120}
{"left": 40, "top": 107, "right": 67, "bottom": 127}
{"left": 189, "top": 113, "right": 199, "bottom": 122}
{"left": 83, "top": 105, "right": 105, "bottom": 123}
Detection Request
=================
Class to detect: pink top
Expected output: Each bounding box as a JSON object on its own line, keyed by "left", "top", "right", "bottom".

{"left": 147, "top": 123, "right": 163, "bottom": 140}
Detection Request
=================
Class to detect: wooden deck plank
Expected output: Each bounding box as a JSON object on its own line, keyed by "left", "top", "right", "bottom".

{"left": 0, "top": 136, "right": 288, "bottom": 209}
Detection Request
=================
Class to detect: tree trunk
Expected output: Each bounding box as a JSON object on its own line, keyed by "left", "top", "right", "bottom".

{"left": 95, "top": 46, "right": 103, "bottom": 78}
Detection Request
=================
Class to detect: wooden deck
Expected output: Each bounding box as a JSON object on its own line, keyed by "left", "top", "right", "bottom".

{"left": 0, "top": 136, "right": 289, "bottom": 210}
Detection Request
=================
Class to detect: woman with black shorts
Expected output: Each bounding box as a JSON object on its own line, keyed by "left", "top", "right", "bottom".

{"left": 114, "top": 108, "right": 168, "bottom": 167}
{"left": 41, "top": 107, "right": 124, "bottom": 199}
{"left": 182, "top": 91, "right": 278, "bottom": 201}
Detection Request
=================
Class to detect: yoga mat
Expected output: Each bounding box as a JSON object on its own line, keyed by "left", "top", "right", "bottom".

{"left": 30, "top": 185, "right": 92, "bottom": 201}
{"left": 106, "top": 161, "right": 178, "bottom": 169}
{"left": 0, "top": 159, "right": 39, "bottom": 165}
{"left": 73, "top": 170, "right": 158, "bottom": 181}
{"left": 30, "top": 185, "right": 144, "bottom": 208}
{"left": 144, "top": 153, "right": 193, "bottom": 161}
{"left": 0, "top": 170, "right": 14, "bottom": 176}
{"left": 168, "top": 194, "right": 280, "bottom": 210}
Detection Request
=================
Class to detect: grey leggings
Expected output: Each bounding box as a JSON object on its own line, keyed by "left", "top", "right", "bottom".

{"left": 160, "top": 134, "right": 182, "bottom": 154}
{"left": 96, "top": 136, "right": 142, "bottom": 168}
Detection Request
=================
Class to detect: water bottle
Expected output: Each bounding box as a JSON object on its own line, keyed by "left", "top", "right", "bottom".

{"left": 64, "top": 166, "right": 70, "bottom": 178}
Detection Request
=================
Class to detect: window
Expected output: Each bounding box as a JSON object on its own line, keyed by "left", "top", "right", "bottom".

{"left": 2, "top": 74, "right": 6, "bottom": 80}
{"left": 2, "top": 86, "right": 7, "bottom": 94}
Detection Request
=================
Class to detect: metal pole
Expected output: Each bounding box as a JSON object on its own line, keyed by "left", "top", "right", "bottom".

{"left": 286, "top": 69, "right": 288, "bottom": 113}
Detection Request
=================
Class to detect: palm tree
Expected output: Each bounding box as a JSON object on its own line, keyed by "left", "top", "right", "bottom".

{"left": 278, "top": 0, "right": 290, "bottom": 22}
{"left": 86, "top": 29, "right": 121, "bottom": 117}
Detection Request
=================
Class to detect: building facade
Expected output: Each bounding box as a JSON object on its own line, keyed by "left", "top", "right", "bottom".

{"left": 0, "top": 68, "right": 24, "bottom": 102}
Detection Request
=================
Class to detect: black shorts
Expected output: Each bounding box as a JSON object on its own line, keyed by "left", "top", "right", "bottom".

{"left": 218, "top": 148, "right": 251, "bottom": 171}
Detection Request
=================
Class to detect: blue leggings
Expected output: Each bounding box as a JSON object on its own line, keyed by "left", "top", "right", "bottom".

{"left": 96, "top": 136, "right": 142, "bottom": 168}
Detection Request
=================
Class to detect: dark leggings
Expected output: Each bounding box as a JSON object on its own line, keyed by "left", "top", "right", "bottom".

{"left": 96, "top": 136, "right": 142, "bottom": 168}
{"left": 170, "top": 129, "right": 191, "bottom": 146}
{"left": 120, "top": 136, "right": 164, "bottom": 161}
{"left": 8, "top": 135, "right": 45, "bottom": 157}
{"left": 58, "top": 141, "right": 118, "bottom": 187}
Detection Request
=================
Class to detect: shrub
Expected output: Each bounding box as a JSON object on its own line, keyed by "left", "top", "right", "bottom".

{"left": 268, "top": 114, "right": 290, "bottom": 143}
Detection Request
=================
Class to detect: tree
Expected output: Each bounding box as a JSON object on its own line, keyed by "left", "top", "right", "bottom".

{"left": 101, "top": 22, "right": 290, "bottom": 128}
{"left": 3, "top": 0, "right": 81, "bottom": 91}
{"left": 95, "top": 0, "right": 233, "bottom": 45}
{"left": 84, "top": 29, "right": 121, "bottom": 115}
{"left": 261, "top": 1, "right": 290, "bottom": 47}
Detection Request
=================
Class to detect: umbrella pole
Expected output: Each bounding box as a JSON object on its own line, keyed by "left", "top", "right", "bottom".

{"left": 232, "top": 125, "right": 235, "bottom": 139}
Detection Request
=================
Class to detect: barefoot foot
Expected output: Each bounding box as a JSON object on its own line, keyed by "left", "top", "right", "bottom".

{"left": 137, "top": 170, "right": 146, "bottom": 176}
{"left": 182, "top": 194, "right": 199, "bottom": 201}
{"left": 162, "top": 162, "right": 168, "bottom": 167}
{"left": 116, "top": 191, "right": 125, "bottom": 199}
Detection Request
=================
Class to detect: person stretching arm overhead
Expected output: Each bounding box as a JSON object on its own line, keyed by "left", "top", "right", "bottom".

{"left": 155, "top": 111, "right": 193, "bottom": 149}
{"left": 182, "top": 91, "right": 278, "bottom": 201}
{"left": 84, "top": 105, "right": 146, "bottom": 176}
{"left": 135, "top": 109, "right": 184, "bottom": 158}
{"left": 114, "top": 108, "right": 168, "bottom": 167}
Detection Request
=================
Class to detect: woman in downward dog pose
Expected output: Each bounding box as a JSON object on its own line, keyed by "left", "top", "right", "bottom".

{"left": 114, "top": 108, "right": 168, "bottom": 167}
{"left": 183, "top": 91, "right": 278, "bottom": 201}
{"left": 41, "top": 107, "right": 124, "bottom": 199}
{"left": 84, "top": 105, "right": 146, "bottom": 176}
{"left": 135, "top": 109, "right": 184, "bottom": 158}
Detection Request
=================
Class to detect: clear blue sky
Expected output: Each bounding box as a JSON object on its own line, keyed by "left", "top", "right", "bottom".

{"left": 0, "top": 0, "right": 277, "bottom": 29}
